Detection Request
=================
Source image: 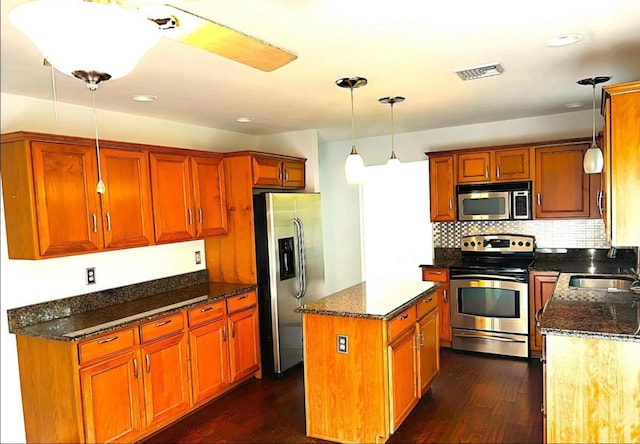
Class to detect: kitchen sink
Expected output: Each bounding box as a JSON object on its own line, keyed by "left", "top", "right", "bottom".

{"left": 568, "top": 275, "right": 635, "bottom": 292}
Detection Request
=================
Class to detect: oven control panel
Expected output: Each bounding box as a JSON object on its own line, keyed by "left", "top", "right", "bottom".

{"left": 460, "top": 234, "right": 535, "bottom": 253}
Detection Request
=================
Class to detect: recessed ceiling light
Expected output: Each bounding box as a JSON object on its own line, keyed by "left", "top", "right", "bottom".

{"left": 236, "top": 117, "right": 255, "bottom": 123}
{"left": 566, "top": 102, "right": 584, "bottom": 109}
{"left": 547, "top": 34, "right": 583, "bottom": 47}
{"left": 132, "top": 94, "right": 157, "bottom": 102}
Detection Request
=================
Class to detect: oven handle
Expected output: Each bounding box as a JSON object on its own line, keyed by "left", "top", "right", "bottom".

{"left": 453, "top": 332, "right": 526, "bottom": 343}
{"left": 450, "top": 274, "right": 523, "bottom": 282}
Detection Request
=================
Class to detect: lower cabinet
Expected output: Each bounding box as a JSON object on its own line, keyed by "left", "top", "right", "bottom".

{"left": 15, "top": 291, "right": 261, "bottom": 443}
{"left": 529, "top": 271, "right": 559, "bottom": 357}
{"left": 421, "top": 267, "right": 451, "bottom": 345}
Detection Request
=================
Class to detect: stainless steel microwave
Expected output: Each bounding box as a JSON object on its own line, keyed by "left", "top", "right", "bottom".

{"left": 456, "top": 181, "right": 532, "bottom": 221}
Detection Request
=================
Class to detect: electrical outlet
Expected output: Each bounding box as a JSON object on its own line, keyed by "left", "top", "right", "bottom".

{"left": 337, "top": 334, "right": 348, "bottom": 354}
{"left": 195, "top": 250, "right": 202, "bottom": 265}
{"left": 86, "top": 267, "right": 96, "bottom": 285}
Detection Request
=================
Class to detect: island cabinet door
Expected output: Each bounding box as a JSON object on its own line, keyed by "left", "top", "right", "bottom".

{"left": 418, "top": 309, "right": 440, "bottom": 396}
{"left": 80, "top": 350, "right": 145, "bottom": 443}
{"left": 388, "top": 327, "right": 419, "bottom": 433}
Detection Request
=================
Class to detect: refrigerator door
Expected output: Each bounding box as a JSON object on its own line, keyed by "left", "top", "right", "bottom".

{"left": 257, "top": 192, "right": 325, "bottom": 376}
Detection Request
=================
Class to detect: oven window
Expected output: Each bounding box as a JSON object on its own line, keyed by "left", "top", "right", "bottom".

{"left": 458, "top": 287, "right": 519, "bottom": 318}
{"left": 462, "top": 197, "right": 506, "bottom": 216}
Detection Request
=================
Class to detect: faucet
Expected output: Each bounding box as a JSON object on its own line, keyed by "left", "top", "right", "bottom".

{"left": 607, "top": 246, "right": 617, "bottom": 258}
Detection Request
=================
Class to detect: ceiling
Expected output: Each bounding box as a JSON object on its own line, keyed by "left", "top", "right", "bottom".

{"left": 2, "top": 0, "right": 640, "bottom": 143}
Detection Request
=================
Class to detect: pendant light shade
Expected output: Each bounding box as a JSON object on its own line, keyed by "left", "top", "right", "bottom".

{"left": 336, "top": 77, "right": 367, "bottom": 184}
{"left": 9, "top": 0, "right": 160, "bottom": 87}
{"left": 379, "top": 96, "right": 405, "bottom": 169}
{"left": 577, "top": 76, "right": 611, "bottom": 174}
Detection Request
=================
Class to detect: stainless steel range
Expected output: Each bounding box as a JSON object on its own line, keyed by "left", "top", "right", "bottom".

{"left": 449, "top": 233, "right": 535, "bottom": 358}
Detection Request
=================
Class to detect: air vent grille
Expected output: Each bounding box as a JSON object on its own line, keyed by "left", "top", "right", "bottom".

{"left": 455, "top": 62, "right": 505, "bottom": 81}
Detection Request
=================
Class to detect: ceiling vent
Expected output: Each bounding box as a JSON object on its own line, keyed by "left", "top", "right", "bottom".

{"left": 455, "top": 62, "right": 505, "bottom": 81}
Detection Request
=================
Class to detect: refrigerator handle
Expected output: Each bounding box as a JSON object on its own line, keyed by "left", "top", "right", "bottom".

{"left": 293, "top": 217, "right": 307, "bottom": 299}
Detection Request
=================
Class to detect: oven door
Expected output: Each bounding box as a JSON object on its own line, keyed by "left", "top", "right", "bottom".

{"left": 450, "top": 275, "right": 528, "bottom": 335}
{"left": 457, "top": 191, "right": 510, "bottom": 221}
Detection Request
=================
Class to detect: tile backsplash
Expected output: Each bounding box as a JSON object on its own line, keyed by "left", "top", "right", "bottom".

{"left": 433, "top": 219, "right": 609, "bottom": 249}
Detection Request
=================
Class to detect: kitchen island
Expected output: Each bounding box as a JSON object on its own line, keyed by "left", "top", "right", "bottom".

{"left": 539, "top": 272, "right": 640, "bottom": 444}
{"left": 296, "top": 279, "right": 440, "bottom": 443}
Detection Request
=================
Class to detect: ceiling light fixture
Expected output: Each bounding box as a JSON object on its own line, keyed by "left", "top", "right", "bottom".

{"left": 336, "top": 76, "right": 368, "bottom": 184}
{"left": 132, "top": 94, "right": 157, "bottom": 102}
{"left": 9, "top": 0, "right": 160, "bottom": 89}
{"left": 378, "top": 96, "right": 405, "bottom": 169}
{"left": 577, "top": 76, "right": 611, "bottom": 174}
{"left": 236, "top": 117, "right": 255, "bottom": 123}
{"left": 548, "top": 33, "right": 583, "bottom": 47}
{"left": 455, "top": 62, "right": 505, "bottom": 81}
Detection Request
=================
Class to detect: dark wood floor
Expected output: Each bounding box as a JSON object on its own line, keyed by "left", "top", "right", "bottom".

{"left": 142, "top": 348, "right": 543, "bottom": 443}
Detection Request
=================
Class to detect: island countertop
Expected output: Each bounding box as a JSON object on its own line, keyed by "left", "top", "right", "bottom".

{"left": 295, "top": 279, "right": 439, "bottom": 320}
{"left": 540, "top": 272, "right": 640, "bottom": 343}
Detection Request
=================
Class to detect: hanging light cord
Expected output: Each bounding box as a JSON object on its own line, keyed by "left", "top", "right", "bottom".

{"left": 390, "top": 101, "right": 396, "bottom": 157}
{"left": 350, "top": 86, "right": 357, "bottom": 154}
{"left": 50, "top": 65, "right": 58, "bottom": 120}
{"left": 92, "top": 90, "right": 105, "bottom": 194}
{"left": 591, "top": 82, "right": 597, "bottom": 147}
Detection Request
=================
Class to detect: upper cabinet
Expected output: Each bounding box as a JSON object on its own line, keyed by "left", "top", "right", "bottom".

{"left": 250, "top": 152, "right": 306, "bottom": 189}
{"left": 428, "top": 154, "right": 455, "bottom": 222}
{"left": 602, "top": 81, "right": 640, "bottom": 246}
{"left": 1, "top": 131, "right": 228, "bottom": 259}
{"left": 457, "top": 147, "right": 531, "bottom": 184}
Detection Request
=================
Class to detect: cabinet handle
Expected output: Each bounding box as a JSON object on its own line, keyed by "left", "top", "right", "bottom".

{"left": 285, "top": 169, "right": 289, "bottom": 181}
{"left": 400, "top": 314, "right": 409, "bottom": 320}
{"left": 231, "top": 323, "right": 236, "bottom": 338}
{"left": 187, "top": 209, "right": 193, "bottom": 225}
{"left": 198, "top": 207, "right": 203, "bottom": 224}
{"left": 448, "top": 197, "right": 453, "bottom": 210}
{"left": 238, "top": 294, "right": 249, "bottom": 300}
{"left": 537, "top": 192, "right": 541, "bottom": 207}
{"left": 443, "top": 289, "right": 448, "bottom": 303}
{"left": 597, "top": 190, "right": 604, "bottom": 216}
{"left": 98, "top": 336, "right": 118, "bottom": 344}
{"left": 279, "top": 169, "right": 283, "bottom": 181}
{"left": 535, "top": 306, "right": 544, "bottom": 330}
{"left": 92, "top": 212, "right": 98, "bottom": 233}
{"left": 424, "top": 297, "right": 433, "bottom": 303}
{"left": 431, "top": 271, "right": 442, "bottom": 275}
{"left": 145, "top": 354, "right": 150, "bottom": 373}
{"left": 496, "top": 165, "right": 500, "bottom": 178}
{"left": 155, "top": 319, "right": 172, "bottom": 327}
{"left": 420, "top": 331, "right": 425, "bottom": 347}
{"left": 485, "top": 166, "right": 489, "bottom": 179}
{"left": 540, "top": 403, "right": 545, "bottom": 415}
{"left": 222, "top": 325, "right": 227, "bottom": 342}
{"left": 105, "top": 212, "right": 111, "bottom": 232}
{"left": 201, "top": 306, "right": 213, "bottom": 313}
{"left": 133, "top": 358, "right": 138, "bottom": 378}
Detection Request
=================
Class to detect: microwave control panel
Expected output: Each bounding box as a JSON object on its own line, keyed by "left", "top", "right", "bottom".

{"left": 460, "top": 234, "right": 535, "bottom": 253}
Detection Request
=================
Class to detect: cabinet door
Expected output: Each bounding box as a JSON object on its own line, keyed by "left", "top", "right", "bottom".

{"left": 188, "top": 318, "right": 230, "bottom": 404}
{"left": 428, "top": 155, "right": 455, "bottom": 221}
{"left": 141, "top": 333, "right": 190, "bottom": 429}
{"left": 100, "top": 148, "right": 155, "bottom": 249}
{"left": 457, "top": 151, "right": 491, "bottom": 183}
{"left": 31, "top": 141, "right": 103, "bottom": 256}
{"left": 149, "top": 152, "right": 195, "bottom": 243}
{"left": 251, "top": 156, "right": 283, "bottom": 187}
{"left": 494, "top": 148, "right": 531, "bottom": 181}
{"left": 418, "top": 309, "right": 440, "bottom": 396}
{"left": 282, "top": 160, "right": 306, "bottom": 188}
{"left": 534, "top": 144, "right": 591, "bottom": 219}
{"left": 228, "top": 307, "right": 261, "bottom": 382}
{"left": 438, "top": 283, "right": 451, "bottom": 342}
{"left": 191, "top": 155, "right": 228, "bottom": 237}
{"left": 80, "top": 350, "right": 144, "bottom": 443}
{"left": 529, "top": 272, "right": 558, "bottom": 354}
{"left": 388, "top": 328, "right": 418, "bottom": 432}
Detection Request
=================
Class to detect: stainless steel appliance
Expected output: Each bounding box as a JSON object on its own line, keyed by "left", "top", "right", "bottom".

{"left": 449, "top": 234, "right": 535, "bottom": 358}
{"left": 457, "top": 181, "right": 532, "bottom": 221}
{"left": 253, "top": 192, "right": 325, "bottom": 377}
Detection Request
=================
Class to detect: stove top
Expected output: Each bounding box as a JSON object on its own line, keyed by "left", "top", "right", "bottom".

{"left": 451, "top": 234, "right": 536, "bottom": 275}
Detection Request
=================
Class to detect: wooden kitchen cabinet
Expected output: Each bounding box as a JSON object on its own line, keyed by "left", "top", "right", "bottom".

{"left": 388, "top": 324, "right": 418, "bottom": 432}
{"left": 421, "top": 267, "right": 451, "bottom": 344}
{"left": 602, "top": 81, "right": 640, "bottom": 246}
{"left": 529, "top": 271, "right": 558, "bottom": 357}
{"left": 428, "top": 154, "right": 456, "bottom": 221}
{"left": 457, "top": 147, "right": 531, "bottom": 184}
{"left": 534, "top": 143, "right": 591, "bottom": 219}
{"left": 190, "top": 155, "right": 228, "bottom": 237}
{"left": 251, "top": 152, "right": 306, "bottom": 189}
{"left": 226, "top": 291, "right": 261, "bottom": 382}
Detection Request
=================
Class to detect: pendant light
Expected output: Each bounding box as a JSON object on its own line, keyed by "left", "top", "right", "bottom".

{"left": 8, "top": 0, "right": 160, "bottom": 87}
{"left": 577, "top": 76, "right": 611, "bottom": 174}
{"left": 336, "top": 77, "right": 368, "bottom": 184}
{"left": 378, "top": 96, "right": 405, "bottom": 169}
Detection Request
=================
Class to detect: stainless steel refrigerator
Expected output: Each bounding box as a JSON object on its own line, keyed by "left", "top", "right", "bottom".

{"left": 253, "top": 192, "right": 325, "bottom": 377}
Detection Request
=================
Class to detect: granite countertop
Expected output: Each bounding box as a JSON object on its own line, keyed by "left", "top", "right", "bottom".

{"left": 540, "top": 273, "right": 640, "bottom": 343}
{"left": 295, "top": 279, "right": 439, "bottom": 321}
{"left": 9, "top": 281, "right": 256, "bottom": 342}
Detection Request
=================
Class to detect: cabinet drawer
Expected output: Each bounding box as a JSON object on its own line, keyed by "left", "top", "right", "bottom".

{"left": 78, "top": 328, "right": 135, "bottom": 365}
{"left": 421, "top": 268, "right": 449, "bottom": 283}
{"left": 388, "top": 306, "right": 417, "bottom": 342}
{"left": 188, "top": 300, "right": 225, "bottom": 327}
{"left": 417, "top": 291, "right": 438, "bottom": 319}
{"left": 226, "top": 291, "right": 257, "bottom": 314}
{"left": 140, "top": 313, "right": 184, "bottom": 343}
